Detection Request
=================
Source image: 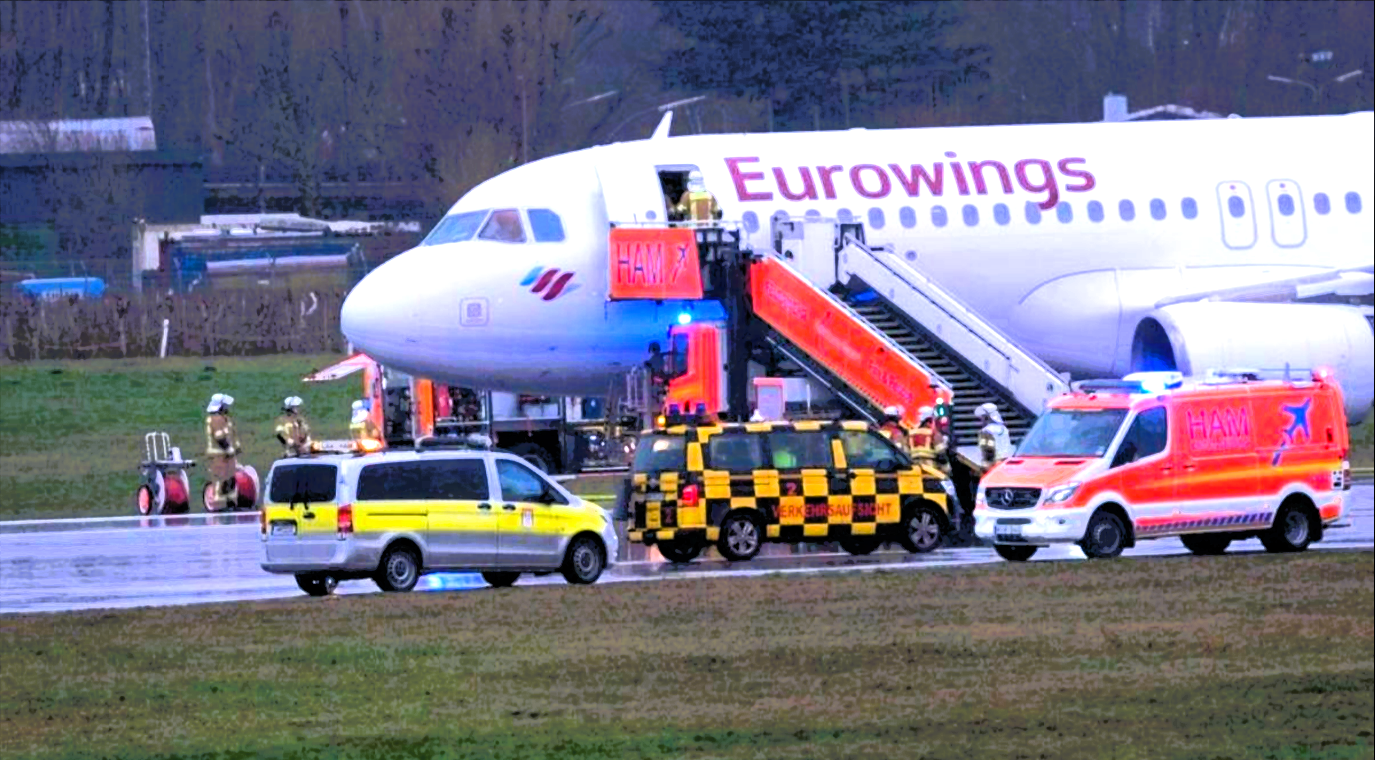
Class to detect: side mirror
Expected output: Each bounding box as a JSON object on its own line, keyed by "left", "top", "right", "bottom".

{"left": 1111, "top": 442, "right": 1138, "bottom": 468}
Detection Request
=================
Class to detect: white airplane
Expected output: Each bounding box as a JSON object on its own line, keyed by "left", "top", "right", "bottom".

{"left": 341, "top": 111, "right": 1375, "bottom": 420}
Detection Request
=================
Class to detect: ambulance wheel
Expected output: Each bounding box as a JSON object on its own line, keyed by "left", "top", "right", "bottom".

{"left": 296, "top": 573, "right": 337, "bottom": 597}
{"left": 717, "top": 513, "right": 763, "bottom": 562}
{"left": 482, "top": 571, "right": 521, "bottom": 588}
{"left": 561, "top": 534, "right": 606, "bottom": 584}
{"left": 375, "top": 544, "right": 420, "bottom": 592}
{"left": 1081, "top": 510, "right": 1126, "bottom": 559}
{"left": 900, "top": 504, "right": 945, "bottom": 554}
{"left": 135, "top": 484, "right": 157, "bottom": 516}
{"left": 995, "top": 545, "right": 1037, "bottom": 562}
{"left": 658, "top": 541, "right": 701, "bottom": 563}
{"left": 511, "top": 443, "right": 553, "bottom": 473}
{"left": 840, "top": 536, "right": 881, "bottom": 556}
{"left": 1181, "top": 533, "right": 1232, "bottom": 556}
{"left": 1261, "top": 500, "right": 1315, "bottom": 553}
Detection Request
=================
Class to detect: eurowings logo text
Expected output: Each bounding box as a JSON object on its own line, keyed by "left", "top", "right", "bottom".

{"left": 520, "top": 267, "right": 579, "bottom": 301}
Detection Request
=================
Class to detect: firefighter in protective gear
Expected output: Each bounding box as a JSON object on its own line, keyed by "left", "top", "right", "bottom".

{"left": 909, "top": 406, "right": 939, "bottom": 457}
{"left": 275, "top": 396, "right": 313, "bottom": 457}
{"left": 975, "top": 402, "right": 1013, "bottom": 469}
{"left": 205, "top": 393, "right": 240, "bottom": 509}
{"left": 675, "top": 171, "right": 722, "bottom": 223}
{"left": 877, "top": 406, "right": 910, "bottom": 453}
{"left": 349, "top": 400, "right": 381, "bottom": 446}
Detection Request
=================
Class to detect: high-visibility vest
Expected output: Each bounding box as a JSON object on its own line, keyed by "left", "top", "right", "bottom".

{"left": 678, "top": 190, "right": 719, "bottom": 221}
{"left": 206, "top": 413, "right": 239, "bottom": 457}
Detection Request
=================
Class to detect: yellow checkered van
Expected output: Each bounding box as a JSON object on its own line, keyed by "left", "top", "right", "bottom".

{"left": 627, "top": 420, "right": 958, "bottom": 562}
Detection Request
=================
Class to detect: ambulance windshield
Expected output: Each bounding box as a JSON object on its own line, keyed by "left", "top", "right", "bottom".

{"left": 1017, "top": 409, "right": 1129, "bottom": 458}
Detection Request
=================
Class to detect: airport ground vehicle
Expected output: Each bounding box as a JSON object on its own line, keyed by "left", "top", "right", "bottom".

{"left": 201, "top": 464, "right": 261, "bottom": 513}
{"left": 974, "top": 369, "right": 1353, "bottom": 561}
{"left": 626, "top": 418, "right": 958, "bottom": 562}
{"left": 259, "top": 437, "right": 618, "bottom": 596}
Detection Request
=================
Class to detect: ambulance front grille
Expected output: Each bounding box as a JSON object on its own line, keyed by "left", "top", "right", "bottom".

{"left": 985, "top": 487, "right": 1041, "bottom": 509}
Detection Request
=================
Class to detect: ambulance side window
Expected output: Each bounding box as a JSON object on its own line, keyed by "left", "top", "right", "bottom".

{"left": 1111, "top": 407, "right": 1168, "bottom": 468}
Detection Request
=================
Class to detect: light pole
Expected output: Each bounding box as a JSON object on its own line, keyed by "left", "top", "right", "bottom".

{"left": 1267, "top": 69, "right": 1364, "bottom": 111}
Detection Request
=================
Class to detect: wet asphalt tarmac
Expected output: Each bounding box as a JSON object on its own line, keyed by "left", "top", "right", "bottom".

{"left": 2, "top": 484, "right": 1370, "bottom": 615}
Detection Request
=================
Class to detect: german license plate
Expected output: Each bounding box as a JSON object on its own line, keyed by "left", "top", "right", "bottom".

{"left": 271, "top": 522, "right": 297, "bottom": 537}
{"left": 994, "top": 524, "right": 1023, "bottom": 541}
{"left": 645, "top": 492, "right": 666, "bottom": 502}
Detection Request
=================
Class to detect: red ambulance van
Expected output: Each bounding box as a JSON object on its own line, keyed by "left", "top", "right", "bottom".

{"left": 974, "top": 369, "right": 1352, "bottom": 561}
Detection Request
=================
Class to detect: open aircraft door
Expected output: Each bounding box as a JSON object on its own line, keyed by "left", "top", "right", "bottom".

{"left": 592, "top": 144, "right": 669, "bottom": 226}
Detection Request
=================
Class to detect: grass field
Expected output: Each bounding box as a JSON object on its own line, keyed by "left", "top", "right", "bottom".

{"left": 1, "top": 552, "right": 1371, "bottom": 759}
{"left": 0, "top": 356, "right": 1372, "bottom": 520}
{"left": 0, "top": 356, "right": 615, "bottom": 520}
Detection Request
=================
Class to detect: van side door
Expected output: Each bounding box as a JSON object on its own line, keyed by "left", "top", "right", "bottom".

{"left": 1102, "top": 406, "right": 1174, "bottom": 534}
{"left": 495, "top": 457, "right": 575, "bottom": 569}
{"left": 837, "top": 430, "right": 907, "bottom": 527}
{"left": 354, "top": 458, "right": 494, "bottom": 569}
{"left": 765, "top": 428, "right": 836, "bottom": 539}
{"left": 1175, "top": 396, "right": 1261, "bottom": 532}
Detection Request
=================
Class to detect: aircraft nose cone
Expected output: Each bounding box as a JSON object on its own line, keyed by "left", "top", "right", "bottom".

{"left": 341, "top": 257, "right": 411, "bottom": 361}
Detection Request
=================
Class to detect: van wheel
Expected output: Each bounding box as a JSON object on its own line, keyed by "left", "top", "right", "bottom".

{"left": 481, "top": 571, "right": 521, "bottom": 588}
{"left": 840, "top": 536, "right": 881, "bottom": 556}
{"left": 995, "top": 545, "right": 1037, "bottom": 562}
{"left": 900, "top": 505, "right": 945, "bottom": 554}
{"left": 295, "top": 573, "right": 337, "bottom": 597}
{"left": 658, "top": 541, "right": 701, "bottom": 564}
{"left": 718, "top": 513, "right": 762, "bottom": 561}
{"left": 375, "top": 545, "right": 420, "bottom": 592}
{"left": 1181, "top": 533, "right": 1232, "bottom": 556}
{"left": 562, "top": 535, "right": 606, "bottom": 584}
{"left": 1081, "top": 510, "right": 1126, "bottom": 559}
{"left": 1261, "top": 502, "right": 1314, "bottom": 553}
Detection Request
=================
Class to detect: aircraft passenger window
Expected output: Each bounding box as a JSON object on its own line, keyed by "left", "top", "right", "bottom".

{"left": 742, "top": 211, "right": 760, "bottom": 233}
{"left": 962, "top": 204, "right": 979, "bottom": 226}
{"left": 422, "top": 209, "right": 489, "bottom": 246}
{"left": 478, "top": 209, "right": 526, "bottom": 243}
{"left": 899, "top": 207, "right": 917, "bottom": 228}
{"left": 1346, "top": 192, "right": 1362, "bottom": 214}
{"left": 1087, "top": 200, "right": 1104, "bottom": 223}
{"left": 1314, "top": 193, "right": 1331, "bottom": 215}
{"left": 931, "top": 206, "right": 948, "bottom": 228}
{"left": 993, "top": 203, "right": 1010, "bottom": 225}
{"left": 837, "top": 208, "right": 854, "bottom": 223}
{"left": 1056, "top": 202, "right": 1072, "bottom": 223}
{"left": 868, "top": 208, "right": 885, "bottom": 229}
{"left": 1181, "top": 197, "right": 1198, "bottom": 219}
{"left": 1025, "top": 202, "right": 1042, "bottom": 225}
{"left": 1150, "top": 198, "right": 1167, "bottom": 220}
{"left": 1227, "top": 196, "right": 1245, "bottom": 218}
{"left": 527, "top": 209, "right": 566, "bottom": 242}
{"left": 1277, "top": 193, "right": 1295, "bottom": 217}
{"left": 1119, "top": 200, "right": 1135, "bottom": 221}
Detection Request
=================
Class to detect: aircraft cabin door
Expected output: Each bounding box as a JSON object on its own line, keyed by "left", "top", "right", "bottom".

{"left": 592, "top": 146, "right": 670, "bottom": 226}
{"left": 1216, "top": 181, "right": 1257, "bottom": 250}
{"left": 1265, "top": 179, "right": 1307, "bottom": 248}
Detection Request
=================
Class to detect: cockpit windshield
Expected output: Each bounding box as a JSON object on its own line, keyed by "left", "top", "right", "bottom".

{"left": 422, "top": 210, "right": 489, "bottom": 246}
{"left": 1016, "top": 408, "right": 1129, "bottom": 458}
{"left": 479, "top": 209, "right": 526, "bottom": 243}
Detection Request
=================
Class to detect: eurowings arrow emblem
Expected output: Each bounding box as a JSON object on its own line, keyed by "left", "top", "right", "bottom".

{"left": 520, "top": 266, "right": 579, "bottom": 302}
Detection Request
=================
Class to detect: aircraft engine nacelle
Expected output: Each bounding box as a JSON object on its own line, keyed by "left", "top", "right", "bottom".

{"left": 1130, "top": 302, "right": 1374, "bottom": 422}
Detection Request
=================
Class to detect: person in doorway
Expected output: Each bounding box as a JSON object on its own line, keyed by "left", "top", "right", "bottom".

{"left": 877, "top": 406, "right": 909, "bottom": 454}
{"left": 675, "top": 170, "right": 722, "bottom": 223}
{"left": 350, "top": 400, "right": 381, "bottom": 445}
{"left": 205, "top": 393, "right": 240, "bottom": 510}
{"left": 975, "top": 402, "right": 1013, "bottom": 469}
{"left": 275, "top": 396, "right": 313, "bottom": 457}
{"left": 909, "top": 406, "right": 938, "bottom": 459}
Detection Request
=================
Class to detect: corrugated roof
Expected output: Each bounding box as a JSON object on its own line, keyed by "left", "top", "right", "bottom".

{"left": 0, "top": 116, "right": 156, "bottom": 154}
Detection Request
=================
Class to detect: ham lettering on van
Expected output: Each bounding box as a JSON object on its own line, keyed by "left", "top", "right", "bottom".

{"left": 1186, "top": 406, "right": 1253, "bottom": 453}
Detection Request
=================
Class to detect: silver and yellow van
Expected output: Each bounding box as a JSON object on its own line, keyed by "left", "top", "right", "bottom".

{"left": 260, "top": 440, "right": 617, "bottom": 596}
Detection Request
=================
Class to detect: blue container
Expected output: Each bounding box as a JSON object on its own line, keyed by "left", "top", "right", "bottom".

{"left": 12, "top": 277, "right": 106, "bottom": 301}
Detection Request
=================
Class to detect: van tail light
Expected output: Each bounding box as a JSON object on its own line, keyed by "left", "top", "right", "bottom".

{"left": 681, "top": 484, "right": 700, "bottom": 507}
{"left": 338, "top": 504, "right": 354, "bottom": 539}
{"left": 260, "top": 509, "right": 268, "bottom": 536}
{"left": 1342, "top": 461, "right": 1352, "bottom": 491}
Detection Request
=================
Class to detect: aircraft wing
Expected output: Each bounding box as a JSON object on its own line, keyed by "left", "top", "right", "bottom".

{"left": 1153, "top": 264, "right": 1374, "bottom": 308}
{"left": 303, "top": 352, "right": 378, "bottom": 383}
